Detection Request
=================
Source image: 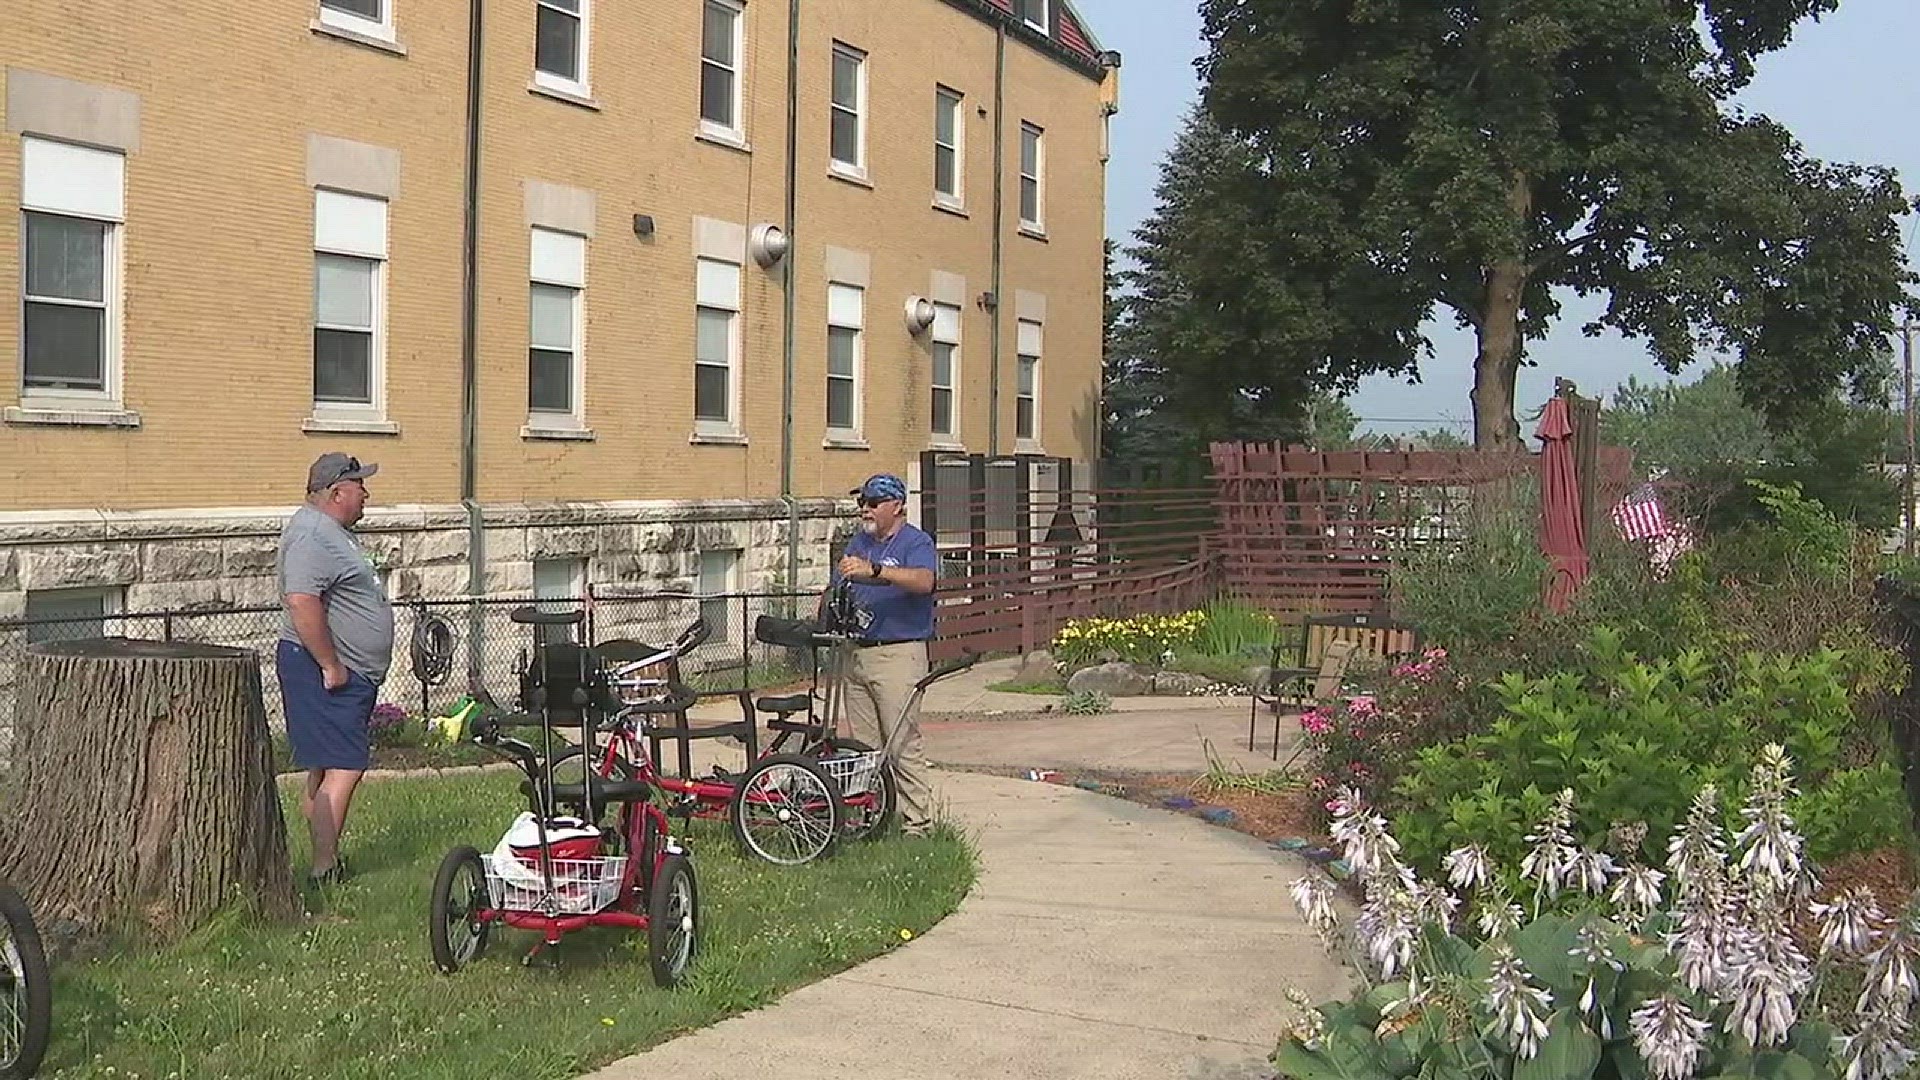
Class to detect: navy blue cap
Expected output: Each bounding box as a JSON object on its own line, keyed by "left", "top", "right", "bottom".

{"left": 852, "top": 474, "right": 908, "bottom": 502}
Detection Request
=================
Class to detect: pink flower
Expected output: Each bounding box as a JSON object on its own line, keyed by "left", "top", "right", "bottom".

{"left": 1300, "top": 708, "right": 1333, "bottom": 735}
{"left": 1347, "top": 695, "right": 1378, "bottom": 717}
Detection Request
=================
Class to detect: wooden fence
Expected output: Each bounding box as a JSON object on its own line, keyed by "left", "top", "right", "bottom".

{"left": 917, "top": 453, "right": 1217, "bottom": 661}
{"left": 914, "top": 438, "right": 1640, "bottom": 657}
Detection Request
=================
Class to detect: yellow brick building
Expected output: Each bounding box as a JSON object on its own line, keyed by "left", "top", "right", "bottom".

{"left": 0, "top": 0, "right": 1119, "bottom": 625}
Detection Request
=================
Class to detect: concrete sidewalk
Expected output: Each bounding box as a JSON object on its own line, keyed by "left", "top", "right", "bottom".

{"left": 585, "top": 769, "right": 1348, "bottom": 1079}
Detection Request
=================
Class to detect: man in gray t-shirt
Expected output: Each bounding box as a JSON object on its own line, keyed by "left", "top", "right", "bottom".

{"left": 275, "top": 452, "right": 395, "bottom": 888}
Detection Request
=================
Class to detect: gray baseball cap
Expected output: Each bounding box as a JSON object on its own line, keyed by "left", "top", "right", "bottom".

{"left": 306, "top": 452, "right": 379, "bottom": 492}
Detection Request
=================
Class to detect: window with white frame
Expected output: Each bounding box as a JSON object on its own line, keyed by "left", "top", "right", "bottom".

{"left": 697, "top": 548, "right": 741, "bottom": 653}
{"left": 24, "top": 586, "right": 123, "bottom": 646}
{"left": 532, "top": 556, "right": 586, "bottom": 644}
{"left": 528, "top": 227, "right": 586, "bottom": 423}
{"left": 312, "top": 190, "right": 388, "bottom": 414}
{"left": 1016, "top": 0, "right": 1049, "bottom": 33}
{"left": 826, "top": 283, "right": 863, "bottom": 435}
{"left": 534, "top": 0, "right": 589, "bottom": 94}
{"left": 931, "top": 302, "right": 960, "bottom": 441}
{"left": 1019, "top": 123, "right": 1045, "bottom": 231}
{"left": 694, "top": 256, "right": 741, "bottom": 432}
{"left": 829, "top": 43, "right": 866, "bottom": 177}
{"left": 20, "top": 137, "right": 123, "bottom": 403}
{"left": 934, "top": 87, "right": 964, "bottom": 207}
{"left": 1016, "top": 318, "right": 1042, "bottom": 444}
{"left": 700, "top": 0, "right": 744, "bottom": 140}
{"left": 318, "top": 0, "right": 393, "bottom": 40}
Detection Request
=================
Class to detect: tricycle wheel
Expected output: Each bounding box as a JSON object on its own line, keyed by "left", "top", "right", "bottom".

{"left": 647, "top": 853, "right": 698, "bottom": 988}
{"left": 824, "top": 737, "right": 896, "bottom": 841}
{"left": 728, "top": 753, "right": 843, "bottom": 865}
{"left": 429, "top": 846, "right": 491, "bottom": 974}
{"left": 0, "top": 883, "right": 51, "bottom": 1080}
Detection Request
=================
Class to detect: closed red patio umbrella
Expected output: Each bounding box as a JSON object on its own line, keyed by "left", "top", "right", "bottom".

{"left": 1537, "top": 396, "right": 1588, "bottom": 613}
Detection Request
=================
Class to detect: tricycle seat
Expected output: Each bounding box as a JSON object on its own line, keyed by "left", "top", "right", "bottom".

{"left": 755, "top": 693, "right": 811, "bottom": 715}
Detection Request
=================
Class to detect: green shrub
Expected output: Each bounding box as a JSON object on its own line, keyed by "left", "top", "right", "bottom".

{"left": 1061, "top": 689, "right": 1112, "bottom": 715}
{"left": 1388, "top": 625, "right": 1874, "bottom": 871}
{"left": 1792, "top": 762, "right": 1912, "bottom": 861}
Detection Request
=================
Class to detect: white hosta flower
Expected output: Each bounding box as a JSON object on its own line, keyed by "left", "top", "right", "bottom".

{"left": 1521, "top": 790, "right": 1580, "bottom": 898}
{"left": 1668, "top": 784, "right": 1727, "bottom": 891}
{"left": 1609, "top": 864, "right": 1667, "bottom": 921}
{"left": 1859, "top": 915, "right": 1920, "bottom": 1014}
{"left": 1416, "top": 882, "right": 1460, "bottom": 933}
{"left": 1727, "top": 952, "right": 1803, "bottom": 1047}
{"left": 1284, "top": 986, "right": 1328, "bottom": 1050}
{"left": 1810, "top": 887, "right": 1885, "bottom": 958}
{"left": 1290, "top": 874, "right": 1339, "bottom": 936}
{"left": 1485, "top": 946, "right": 1553, "bottom": 1060}
{"left": 1735, "top": 744, "right": 1806, "bottom": 896}
{"left": 1327, "top": 787, "right": 1403, "bottom": 882}
{"left": 1631, "top": 994, "right": 1711, "bottom": 1080}
{"left": 1836, "top": 1006, "right": 1919, "bottom": 1080}
{"left": 1477, "top": 896, "right": 1527, "bottom": 940}
{"left": 1444, "top": 844, "right": 1492, "bottom": 892}
{"left": 1569, "top": 848, "right": 1621, "bottom": 896}
{"left": 1359, "top": 889, "right": 1420, "bottom": 979}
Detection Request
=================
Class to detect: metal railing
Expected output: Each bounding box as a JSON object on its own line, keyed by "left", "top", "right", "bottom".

{"left": 0, "top": 588, "right": 819, "bottom": 760}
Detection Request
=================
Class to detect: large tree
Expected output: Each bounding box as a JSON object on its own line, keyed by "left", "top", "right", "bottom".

{"left": 1106, "top": 112, "right": 1372, "bottom": 469}
{"left": 1197, "top": 0, "right": 1918, "bottom": 448}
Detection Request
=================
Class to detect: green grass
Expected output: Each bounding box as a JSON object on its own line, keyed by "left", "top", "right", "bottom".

{"left": 39, "top": 771, "right": 976, "bottom": 1079}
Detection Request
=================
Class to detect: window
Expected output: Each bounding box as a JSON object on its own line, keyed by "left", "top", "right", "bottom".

{"left": 532, "top": 557, "right": 586, "bottom": 645}
{"left": 826, "top": 283, "right": 863, "bottom": 435}
{"left": 20, "top": 137, "right": 123, "bottom": 404}
{"left": 528, "top": 227, "right": 586, "bottom": 424}
{"left": 1016, "top": 318, "right": 1042, "bottom": 444}
{"left": 694, "top": 257, "right": 741, "bottom": 432}
{"left": 1016, "top": 0, "right": 1049, "bottom": 32}
{"left": 317, "top": 0, "right": 392, "bottom": 40}
{"left": 312, "top": 190, "right": 388, "bottom": 414}
{"left": 24, "top": 586, "right": 123, "bottom": 646}
{"left": 698, "top": 548, "right": 741, "bottom": 651}
{"left": 1019, "top": 123, "right": 1045, "bottom": 231}
{"left": 700, "top": 0, "right": 744, "bottom": 140}
{"left": 829, "top": 43, "right": 866, "bottom": 178}
{"left": 934, "top": 88, "right": 964, "bottom": 208}
{"left": 931, "top": 302, "right": 960, "bottom": 441}
{"left": 534, "top": 0, "right": 589, "bottom": 95}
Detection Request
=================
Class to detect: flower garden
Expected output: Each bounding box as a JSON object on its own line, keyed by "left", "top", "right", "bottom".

{"left": 1256, "top": 479, "right": 1920, "bottom": 1080}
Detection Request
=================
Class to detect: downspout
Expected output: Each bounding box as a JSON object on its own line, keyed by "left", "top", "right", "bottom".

{"left": 779, "top": 0, "right": 803, "bottom": 608}
{"left": 988, "top": 23, "right": 1006, "bottom": 456}
{"left": 459, "top": 0, "right": 486, "bottom": 676}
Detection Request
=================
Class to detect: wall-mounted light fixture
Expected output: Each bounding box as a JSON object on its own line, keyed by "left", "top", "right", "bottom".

{"left": 903, "top": 296, "right": 937, "bottom": 335}
{"left": 750, "top": 222, "right": 789, "bottom": 268}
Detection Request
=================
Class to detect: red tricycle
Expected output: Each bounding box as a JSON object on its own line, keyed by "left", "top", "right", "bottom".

{"left": 427, "top": 605, "right": 699, "bottom": 985}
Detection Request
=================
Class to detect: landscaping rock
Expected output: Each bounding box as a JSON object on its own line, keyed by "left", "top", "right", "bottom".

{"left": 1150, "top": 671, "right": 1218, "bottom": 697}
{"left": 1015, "top": 649, "right": 1057, "bottom": 683}
{"left": 1066, "top": 661, "right": 1152, "bottom": 697}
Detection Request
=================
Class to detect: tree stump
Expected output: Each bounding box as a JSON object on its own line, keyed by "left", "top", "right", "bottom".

{"left": 0, "top": 639, "right": 300, "bottom": 942}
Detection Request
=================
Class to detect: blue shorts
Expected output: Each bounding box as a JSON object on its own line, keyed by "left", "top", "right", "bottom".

{"left": 277, "top": 639, "right": 377, "bottom": 771}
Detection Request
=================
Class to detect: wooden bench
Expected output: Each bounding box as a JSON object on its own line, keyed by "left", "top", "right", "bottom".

{"left": 1247, "top": 612, "right": 1423, "bottom": 759}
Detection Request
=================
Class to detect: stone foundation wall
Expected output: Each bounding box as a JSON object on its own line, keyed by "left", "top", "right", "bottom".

{"left": 0, "top": 497, "right": 855, "bottom": 763}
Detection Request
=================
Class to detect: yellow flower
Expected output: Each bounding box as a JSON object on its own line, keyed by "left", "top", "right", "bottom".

{"left": 898, "top": 928, "right": 915, "bottom": 941}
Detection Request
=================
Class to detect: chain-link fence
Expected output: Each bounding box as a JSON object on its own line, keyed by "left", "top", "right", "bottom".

{"left": 0, "top": 588, "right": 818, "bottom": 763}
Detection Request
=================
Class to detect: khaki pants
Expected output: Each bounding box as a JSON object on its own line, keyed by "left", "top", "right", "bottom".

{"left": 841, "top": 640, "right": 934, "bottom": 832}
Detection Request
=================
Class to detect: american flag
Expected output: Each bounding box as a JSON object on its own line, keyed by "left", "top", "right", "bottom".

{"left": 1610, "top": 483, "right": 1671, "bottom": 542}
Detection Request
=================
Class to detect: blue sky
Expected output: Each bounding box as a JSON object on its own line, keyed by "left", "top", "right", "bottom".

{"left": 1074, "top": 0, "right": 1920, "bottom": 438}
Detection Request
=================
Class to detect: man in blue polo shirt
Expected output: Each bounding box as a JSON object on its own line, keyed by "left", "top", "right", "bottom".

{"left": 831, "top": 473, "right": 940, "bottom": 835}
